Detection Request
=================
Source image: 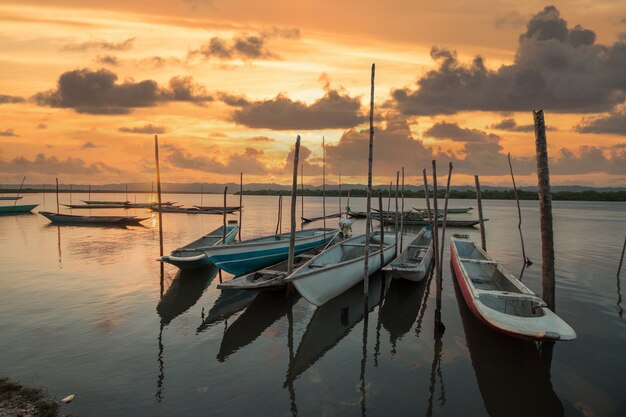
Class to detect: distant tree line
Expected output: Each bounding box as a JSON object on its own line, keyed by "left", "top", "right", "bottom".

{"left": 236, "top": 189, "right": 626, "bottom": 201}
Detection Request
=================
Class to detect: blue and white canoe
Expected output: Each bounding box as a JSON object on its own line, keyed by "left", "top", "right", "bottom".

{"left": 160, "top": 222, "right": 239, "bottom": 270}
{"left": 286, "top": 231, "right": 396, "bottom": 306}
{"left": 204, "top": 228, "right": 339, "bottom": 276}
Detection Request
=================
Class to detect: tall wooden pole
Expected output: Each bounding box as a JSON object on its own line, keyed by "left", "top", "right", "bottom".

{"left": 300, "top": 164, "right": 304, "bottom": 230}
{"left": 338, "top": 173, "right": 342, "bottom": 219}
{"left": 394, "top": 171, "right": 399, "bottom": 257}
{"left": 431, "top": 161, "right": 440, "bottom": 290}
{"left": 239, "top": 172, "right": 243, "bottom": 240}
{"left": 222, "top": 186, "right": 228, "bottom": 244}
{"left": 13, "top": 176, "right": 25, "bottom": 206}
{"left": 288, "top": 136, "right": 301, "bottom": 274}
{"left": 55, "top": 178, "right": 60, "bottom": 214}
{"left": 387, "top": 182, "right": 392, "bottom": 214}
{"left": 363, "top": 63, "right": 375, "bottom": 297}
{"left": 508, "top": 153, "right": 530, "bottom": 266}
{"left": 533, "top": 109, "right": 556, "bottom": 312}
{"left": 474, "top": 175, "right": 486, "bottom": 251}
{"left": 439, "top": 163, "right": 453, "bottom": 281}
{"left": 422, "top": 170, "right": 432, "bottom": 229}
{"left": 378, "top": 191, "right": 385, "bottom": 267}
{"left": 322, "top": 137, "right": 326, "bottom": 238}
{"left": 400, "top": 167, "right": 405, "bottom": 251}
{"left": 154, "top": 135, "right": 164, "bottom": 258}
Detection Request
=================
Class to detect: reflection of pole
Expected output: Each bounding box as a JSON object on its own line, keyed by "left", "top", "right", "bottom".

{"left": 286, "top": 303, "right": 298, "bottom": 417}
{"left": 415, "top": 269, "right": 435, "bottom": 338}
{"left": 363, "top": 63, "right": 375, "bottom": 299}
{"left": 359, "top": 304, "right": 369, "bottom": 417}
{"left": 618, "top": 235, "right": 625, "bottom": 279}
{"left": 617, "top": 235, "right": 625, "bottom": 318}
{"left": 508, "top": 153, "right": 530, "bottom": 266}
{"left": 155, "top": 322, "right": 164, "bottom": 402}
{"left": 426, "top": 301, "right": 446, "bottom": 417}
{"left": 57, "top": 226, "right": 62, "bottom": 269}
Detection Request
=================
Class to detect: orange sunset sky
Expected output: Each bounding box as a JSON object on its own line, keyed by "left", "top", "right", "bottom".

{"left": 1, "top": 0, "right": 625, "bottom": 186}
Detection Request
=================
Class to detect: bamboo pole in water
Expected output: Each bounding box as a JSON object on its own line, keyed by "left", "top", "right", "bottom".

{"left": 239, "top": 172, "right": 243, "bottom": 240}
{"left": 13, "top": 176, "right": 25, "bottom": 206}
{"left": 394, "top": 171, "right": 399, "bottom": 257}
{"left": 387, "top": 182, "right": 392, "bottom": 214}
{"left": 276, "top": 195, "right": 282, "bottom": 235}
{"left": 154, "top": 135, "right": 164, "bottom": 258}
{"left": 400, "top": 167, "right": 405, "bottom": 251}
{"left": 338, "top": 173, "right": 342, "bottom": 219}
{"left": 378, "top": 191, "right": 385, "bottom": 267}
{"left": 431, "top": 161, "right": 440, "bottom": 292}
{"left": 422, "top": 170, "right": 432, "bottom": 229}
{"left": 222, "top": 186, "right": 227, "bottom": 244}
{"left": 55, "top": 178, "right": 60, "bottom": 214}
{"left": 322, "top": 136, "right": 326, "bottom": 239}
{"left": 439, "top": 163, "right": 453, "bottom": 282}
{"left": 200, "top": 184, "right": 204, "bottom": 207}
{"left": 508, "top": 153, "right": 530, "bottom": 266}
{"left": 474, "top": 175, "right": 486, "bottom": 251}
{"left": 533, "top": 109, "right": 556, "bottom": 311}
{"left": 69, "top": 184, "right": 72, "bottom": 205}
{"left": 125, "top": 183, "right": 128, "bottom": 202}
{"left": 288, "top": 136, "right": 301, "bottom": 274}
{"left": 300, "top": 164, "right": 304, "bottom": 230}
{"left": 363, "top": 63, "right": 375, "bottom": 297}
{"left": 88, "top": 184, "right": 91, "bottom": 202}
{"left": 42, "top": 184, "right": 45, "bottom": 205}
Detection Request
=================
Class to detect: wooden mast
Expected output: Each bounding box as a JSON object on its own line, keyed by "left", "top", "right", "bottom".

{"left": 363, "top": 63, "right": 375, "bottom": 297}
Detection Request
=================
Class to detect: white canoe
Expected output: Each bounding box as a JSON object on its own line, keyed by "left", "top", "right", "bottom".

{"left": 286, "top": 231, "right": 396, "bottom": 306}
{"left": 383, "top": 226, "right": 433, "bottom": 281}
{"left": 450, "top": 236, "right": 576, "bottom": 341}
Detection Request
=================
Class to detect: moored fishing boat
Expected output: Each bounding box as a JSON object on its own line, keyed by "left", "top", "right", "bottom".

{"left": 383, "top": 226, "right": 433, "bottom": 281}
{"left": 301, "top": 212, "right": 342, "bottom": 224}
{"left": 204, "top": 228, "right": 339, "bottom": 276}
{"left": 384, "top": 218, "right": 485, "bottom": 227}
{"left": 194, "top": 205, "right": 241, "bottom": 213}
{"left": 285, "top": 231, "right": 396, "bottom": 306}
{"left": 0, "top": 204, "right": 38, "bottom": 215}
{"left": 0, "top": 196, "right": 23, "bottom": 201}
{"left": 450, "top": 235, "right": 576, "bottom": 341}
{"left": 160, "top": 221, "right": 239, "bottom": 270}
{"left": 413, "top": 206, "right": 473, "bottom": 214}
{"left": 39, "top": 211, "right": 147, "bottom": 226}
{"left": 82, "top": 200, "right": 129, "bottom": 205}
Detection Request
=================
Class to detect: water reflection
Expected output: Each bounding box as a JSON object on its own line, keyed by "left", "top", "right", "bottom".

{"left": 196, "top": 289, "right": 257, "bottom": 333}
{"left": 453, "top": 274, "right": 565, "bottom": 417}
{"left": 218, "top": 291, "right": 300, "bottom": 362}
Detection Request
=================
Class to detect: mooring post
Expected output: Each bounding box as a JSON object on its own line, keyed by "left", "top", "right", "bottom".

{"left": 378, "top": 191, "right": 385, "bottom": 268}
{"left": 474, "top": 175, "right": 486, "bottom": 251}
{"left": 431, "top": 161, "right": 440, "bottom": 293}
{"left": 276, "top": 195, "right": 282, "bottom": 235}
{"left": 55, "top": 178, "right": 60, "bottom": 214}
{"left": 322, "top": 136, "right": 327, "bottom": 239}
{"left": 394, "top": 170, "right": 399, "bottom": 257}
{"left": 508, "top": 153, "right": 530, "bottom": 266}
{"left": 300, "top": 164, "right": 304, "bottom": 230}
{"left": 533, "top": 109, "right": 556, "bottom": 311}
{"left": 288, "top": 136, "right": 301, "bottom": 274}
{"left": 400, "top": 167, "right": 405, "bottom": 252}
{"left": 222, "top": 186, "right": 228, "bottom": 244}
{"left": 363, "top": 63, "right": 375, "bottom": 298}
{"left": 154, "top": 135, "right": 164, "bottom": 258}
{"left": 422, "top": 169, "right": 432, "bottom": 227}
{"left": 239, "top": 172, "right": 243, "bottom": 240}
{"left": 439, "top": 162, "right": 453, "bottom": 281}
{"left": 339, "top": 173, "right": 342, "bottom": 219}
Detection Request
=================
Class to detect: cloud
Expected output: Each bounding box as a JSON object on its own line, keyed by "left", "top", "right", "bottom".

{"left": 219, "top": 88, "right": 366, "bottom": 130}
{"left": 489, "top": 118, "right": 542, "bottom": 132}
{"left": 188, "top": 35, "right": 277, "bottom": 61}
{"left": 391, "top": 6, "right": 626, "bottom": 115}
{"left": 82, "top": 141, "right": 97, "bottom": 149}
{"left": 37, "top": 123, "right": 47, "bottom": 129}
{"left": 0, "top": 94, "right": 25, "bottom": 104}
{"left": 0, "top": 129, "right": 18, "bottom": 137}
{"left": 61, "top": 38, "right": 135, "bottom": 51}
{"left": 0, "top": 153, "right": 120, "bottom": 175}
{"left": 494, "top": 11, "right": 525, "bottom": 29}
{"left": 95, "top": 55, "right": 119, "bottom": 66}
{"left": 166, "top": 145, "right": 268, "bottom": 175}
{"left": 137, "top": 56, "right": 182, "bottom": 67}
{"left": 119, "top": 124, "right": 168, "bottom": 134}
{"left": 576, "top": 108, "right": 626, "bottom": 135}
{"left": 279, "top": 143, "right": 323, "bottom": 175}
{"left": 425, "top": 122, "right": 501, "bottom": 142}
{"left": 261, "top": 27, "right": 301, "bottom": 39}
{"left": 247, "top": 136, "right": 275, "bottom": 142}
{"left": 33, "top": 69, "right": 213, "bottom": 114}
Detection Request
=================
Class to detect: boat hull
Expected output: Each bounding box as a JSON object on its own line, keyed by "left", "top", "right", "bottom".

{"left": 0, "top": 204, "right": 38, "bottom": 215}
{"left": 161, "top": 225, "right": 239, "bottom": 270}
{"left": 39, "top": 211, "right": 146, "bottom": 226}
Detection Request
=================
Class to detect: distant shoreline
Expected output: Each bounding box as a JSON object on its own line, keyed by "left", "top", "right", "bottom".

{"left": 2, "top": 188, "right": 625, "bottom": 202}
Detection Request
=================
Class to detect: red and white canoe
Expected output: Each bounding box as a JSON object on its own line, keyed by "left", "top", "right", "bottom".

{"left": 450, "top": 235, "right": 576, "bottom": 341}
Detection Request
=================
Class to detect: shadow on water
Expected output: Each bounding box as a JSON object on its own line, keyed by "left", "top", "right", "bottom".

{"left": 196, "top": 288, "right": 257, "bottom": 333}
{"left": 284, "top": 273, "right": 387, "bottom": 387}
{"left": 452, "top": 270, "right": 565, "bottom": 417}
{"left": 217, "top": 291, "right": 300, "bottom": 362}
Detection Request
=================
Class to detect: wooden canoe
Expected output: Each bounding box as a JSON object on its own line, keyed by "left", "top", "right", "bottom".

{"left": 160, "top": 222, "right": 239, "bottom": 270}
{"left": 383, "top": 226, "right": 433, "bottom": 281}
{"left": 413, "top": 206, "right": 473, "bottom": 214}
{"left": 450, "top": 235, "right": 576, "bottom": 341}
{"left": 0, "top": 204, "right": 38, "bottom": 215}
{"left": 383, "top": 218, "right": 486, "bottom": 227}
{"left": 194, "top": 205, "right": 241, "bottom": 213}
{"left": 301, "top": 212, "right": 342, "bottom": 224}
{"left": 39, "top": 211, "right": 147, "bottom": 226}
{"left": 285, "top": 231, "right": 396, "bottom": 306}
{"left": 0, "top": 196, "right": 23, "bottom": 201}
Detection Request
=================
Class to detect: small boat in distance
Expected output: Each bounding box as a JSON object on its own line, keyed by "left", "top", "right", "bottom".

{"left": 194, "top": 205, "right": 241, "bottom": 213}
{"left": 383, "top": 218, "right": 486, "bottom": 227}
{"left": 82, "top": 200, "right": 129, "bottom": 205}
{"left": 39, "top": 211, "right": 147, "bottom": 226}
{"left": 383, "top": 226, "right": 433, "bottom": 281}
{"left": 413, "top": 206, "right": 473, "bottom": 214}
{"left": 203, "top": 228, "right": 339, "bottom": 276}
{"left": 301, "top": 212, "right": 342, "bottom": 224}
{"left": 450, "top": 235, "right": 576, "bottom": 341}
{"left": 0, "top": 204, "right": 38, "bottom": 215}
{"left": 0, "top": 196, "right": 23, "bottom": 201}
{"left": 160, "top": 221, "right": 240, "bottom": 270}
{"left": 285, "top": 231, "right": 396, "bottom": 306}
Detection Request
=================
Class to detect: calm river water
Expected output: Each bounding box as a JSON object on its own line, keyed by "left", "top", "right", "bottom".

{"left": 1, "top": 193, "right": 625, "bottom": 417}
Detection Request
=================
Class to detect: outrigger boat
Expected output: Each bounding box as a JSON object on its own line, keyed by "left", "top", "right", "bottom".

{"left": 0, "top": 204, "right": 38, "bottom": 215}
{"left": 39, "top": 211, "right": 147, "bottom": 226}
{"left": 285, "top": 231, "right": 396, "bottom": 306}
{"left": 413, "top": 206, "right": 473, "bottom": 214}
{"left": 160, "top": 221, "right": 240, "bottom": 270}
{"left": 450, "top": 235, "right": 576, "bottom": 341}
{"left": 203, "top": 228, "right": 339, "bottom": 276}
{"left": 383, "top": 226, "right": 433, "bottom": 281}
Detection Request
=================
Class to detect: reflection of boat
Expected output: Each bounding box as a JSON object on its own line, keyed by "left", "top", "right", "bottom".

{"left": 450, "top": 236, "right": 576, "bottom": 341}
{"left": 384, "top": 226, "right": 433, "bottom": 281}
{"left": 204, "top": 228, "right": 339, "bottom": 276}
{"left": 160, "top": 222, "right": 239, "bottom": 270}
{"left": 217, "top": 292, "right": 300, "bottom": 362}
{"left": 0, "top": 204, "right": 38, "bottom": 215}
{"left": 286, "top": 231, "right": 395, "bottom": 306}
{"left": 454, "top": 277, "right": 565, "bottom": 417}
{"left": 196, "top": 290, "right": 257, "bottom": 332}
{"left": 157, "top": 265, "right": 219, "bottom": 325}
{"left": 380, "top": 278, "right": 429, "bottom": 351}
{"left": 39, "top": 211, "right": 147, "bottom": 226}
{"left": 286, "top": 275, "right": 386, "bottom": 384}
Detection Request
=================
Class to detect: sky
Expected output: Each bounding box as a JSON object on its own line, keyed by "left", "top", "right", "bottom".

{"left": 0, "top": 0, "right": 625, "bottom": 186}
